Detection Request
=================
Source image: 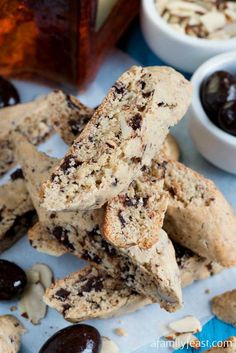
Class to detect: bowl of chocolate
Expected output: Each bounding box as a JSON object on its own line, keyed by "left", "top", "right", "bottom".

{"left": 189, "top": 51, "right": 236, "bottom": 174}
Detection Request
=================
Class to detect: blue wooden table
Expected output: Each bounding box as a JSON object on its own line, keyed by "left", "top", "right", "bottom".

{"left": 120, "top": 19, "right": 236, "bottom": 351}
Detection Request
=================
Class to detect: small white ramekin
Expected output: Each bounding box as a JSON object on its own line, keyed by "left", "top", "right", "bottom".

{"left": 188, "top": 51, "right": 236, "bottom": 174}
{"left": 141, "top": 0, "right": 236, "bottom": 73}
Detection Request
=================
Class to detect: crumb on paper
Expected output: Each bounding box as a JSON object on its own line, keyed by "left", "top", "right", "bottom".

{"left": 114, "top": 328, "right": 128, "bottom": 337}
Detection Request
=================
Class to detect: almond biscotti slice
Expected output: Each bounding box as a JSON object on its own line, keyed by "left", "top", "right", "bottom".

{"left": 50, "top": 95, "right": 180, "bottom": 161}
{"left": 42, "top": 66, "right": 191, "bottom": 211}
{"left": 0, "top": 169, "right": 36, "bottom": 254}
{"left": 44, "top": 266, "right": 151, "bottom": 323}
{"left": 160, "top": 157, "right": 236, "bottom": 267}
{"left": 15, "top": 136, "right": 182, "bottom": 311}
{"left": 51, "top": 94, "right": 181, "bottom": 161}
{"left": 0, "top": 90, "right": 89, "bottom": 176}
{"left": 30, "top": 221, "right": 223, "bottom": 290}
{"left": 0, "top": 95, "right": 52, "bottom": 176}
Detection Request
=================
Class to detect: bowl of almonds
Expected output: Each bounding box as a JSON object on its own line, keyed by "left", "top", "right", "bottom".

{"left": 141, "top": 0, "right": 236, "bottom": 73}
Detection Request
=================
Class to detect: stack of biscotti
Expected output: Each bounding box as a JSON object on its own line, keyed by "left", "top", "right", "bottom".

{"left": 15, "top": 65, "right": 193, "bottom": 314}
{"left": 15, "top": 135, "right": 181, "bottom": 313}
{"left": 10, "top": 65, "right": 236, "bottom": 323}
{"left": 15, "top": 136, "right": 223, "bottom": 322}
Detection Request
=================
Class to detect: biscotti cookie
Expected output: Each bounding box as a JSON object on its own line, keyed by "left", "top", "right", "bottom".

{"left": 103, "top": 167, "right": 169, "bottom": 249}
{"left": 0, "top": 315, "right": 26, "bottom": 353}
{"left": 44, "top": 266, "right": 151, "bottom": 322}
{"left": 30, "top": 220, "right": 223, "bottom": 289}
{"left": 28, "top": 222, "right": 67, "bottom": 257}
{"left": 161, "top": 134, "right": 180, "bottom": 161}
{"left": 50, "top": 96, "right": 180, "bottom": 161}
{"left": 49, "top": 91, "right": 95, "bottom": 145}
{"left": 158, "top": 157, "right": 236, "bottom": 267}
{"left": 15, "top": 136, "right": 182, "bottom": 311}
{"left": 0, "top": 94, "right": 52, "bottom": 176}
{"left": 174, "top": 242, "right": 223, "bottom": 288}
{"left": 0, "top": 90, "right": 89, "bottom": 176}
{"left": 211, "top": 290, "right": 236, "bottom": 327}
{"left": 204, "top": 337, "right": 236, "bottom": 353}
{"left": 42, "top": 66, "right": 191, "bottom": 211}
{"left": 0, "top": 169, "right": 35, "bottom": 254}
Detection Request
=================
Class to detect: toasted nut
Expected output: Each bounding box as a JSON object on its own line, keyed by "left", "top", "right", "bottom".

{"left": 155, "top": 0, "right": 236, "bottom": 39}
{"left": 26, "top": 269, "right": 40, "bottom": 284}
{"left": 18, "top": 281, "right": 47, "bottom": 325}
{"left": 18, "top": 263, "right": 53, "bottom": 325}
{"left": 101, "top": 337, "right": 119, "bottom": 353}
{"left": 169, "top": 316, "right": 202, "bottom": 333}
{"left": 31, "top": 264, "right": 53, "bottom": 289}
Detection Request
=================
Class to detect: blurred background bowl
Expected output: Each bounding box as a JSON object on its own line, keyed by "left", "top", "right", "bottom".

{"left": 188, "top": 51, "right": 236, "bottom": 174}
{"left": 141, "top": 0, "right": 236, "bottom": 74}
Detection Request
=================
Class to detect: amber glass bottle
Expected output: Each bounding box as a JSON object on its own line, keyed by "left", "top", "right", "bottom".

{"left": 0, "top": 0, "right": 139, "bottom": 89}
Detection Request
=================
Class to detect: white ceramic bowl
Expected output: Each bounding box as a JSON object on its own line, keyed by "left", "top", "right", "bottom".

{"left": 141, "top": 0, "right": 236, "bottom": 73}
{"left": 189, "top": 51, "right": 236, "bottom": 174}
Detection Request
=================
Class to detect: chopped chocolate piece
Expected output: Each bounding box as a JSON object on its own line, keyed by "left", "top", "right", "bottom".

{"left": 52, "top": 226, "right": 75, "bottom": 251}
{"left": 60, "top": 155, "right": 82, "bottom": 173}
{"left": 80, "top": 276, "right": 104, "bottom": 293}
{"left": 113, "top": 82, "right": 125, "bottom": 95}
{"left": 55, "top": 288, "right": 70, "bottom": 301}
{"left": 129, "top": 113, "right": 142, "bottom": 130}
{"left": 66, "top": 95, "right": 80, "bottom": 110}
{"left": 142, "top": 90, "right": 154, "bottom": 98}
{"left": 10, "top": 168, "right": 24, "bottom": 181}
{"left": 118, "top": 211, "right": 126, "bottom": 227}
